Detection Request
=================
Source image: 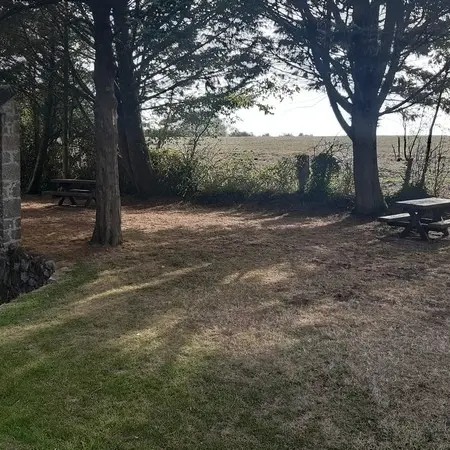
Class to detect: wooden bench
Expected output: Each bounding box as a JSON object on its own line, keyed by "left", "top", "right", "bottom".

{"left": 43, "top": 190, "right": 96, "bottom": 207}
{"left": 43, "top": 190, "right": 92, "bottom": 198}
{"left": 379, "top": 213, "right": 450, "bottom": 239}
{"left": 378, "top": 214, "right": 437, "bottom": 225}
{"left": 378, "top": 213, "right": 411, "bottom": 226}
{"left": 426, "top": 219, "right": 450, "bottom": 232}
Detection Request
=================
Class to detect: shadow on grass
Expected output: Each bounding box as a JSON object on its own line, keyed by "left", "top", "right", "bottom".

{"left": 0, "top": 264, "right": 385, "bottom": 450}
{"left": 2, "top": 200, "right": 449, "bottom": 448}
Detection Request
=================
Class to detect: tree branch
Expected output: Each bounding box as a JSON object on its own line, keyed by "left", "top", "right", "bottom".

{"left": 0, "top": 0, "right": 60, "bottom": 23}
{"left": 380, "top": 61, "right": 450, "bottom": 116}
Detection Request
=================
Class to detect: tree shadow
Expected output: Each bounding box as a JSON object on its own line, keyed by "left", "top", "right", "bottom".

{"left": 2, "top": 199, "right": 449, "bottom": 447}
{"left": 0, "top": 262, "right": 389, "bottom": 449}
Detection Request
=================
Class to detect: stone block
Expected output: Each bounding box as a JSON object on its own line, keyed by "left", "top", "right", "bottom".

{"left": 2, "top": 152, "right": 11, "bottom": 164}
{"left": 2, "top": 163, "right": 20, "bottom": 181}
{"left": 2, "top": 218, "right": 14, "bottom": 232}
{"left": 0, "top": 247, "right": 55, "bottom": 303}
{"left": 0, "top": 90, "right": 21, "bottom": 249}
{"left": 10, "top": 228, "right": 21, "bottom": 242}
{"left": 11, "top": 151, "right": 20, "bottom": 164}
{"left": 3, "top": 181, "right": 21, "bottom": 198}
{"left": 3, "top": 197, "right": 21, "bottom": 219}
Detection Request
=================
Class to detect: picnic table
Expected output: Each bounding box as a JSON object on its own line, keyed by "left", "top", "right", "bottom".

{"left": 379, "top": 197, "right": 450, "bottom": 241}
{"left": 44, "top": 179, "right": 96, "bottom": 207}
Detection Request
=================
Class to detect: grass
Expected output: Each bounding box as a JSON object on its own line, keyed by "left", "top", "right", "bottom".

{"left": 1, "top": 199, "right": 450, "bottom": 449}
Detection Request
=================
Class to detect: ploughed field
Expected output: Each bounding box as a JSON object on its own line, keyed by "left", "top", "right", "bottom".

{"left": 204, "top": 135, "right": 450, "bottom": 195}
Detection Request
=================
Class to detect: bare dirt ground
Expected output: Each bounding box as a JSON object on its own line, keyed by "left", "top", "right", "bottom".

{"left": 16, "top": 198, "right": 450, "bottom": 448}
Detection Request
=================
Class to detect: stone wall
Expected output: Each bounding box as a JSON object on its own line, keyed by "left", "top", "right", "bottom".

{"left": 0, "top": 87, "right": 55, "bottom": 304}
{"left": 0, "top": 86, "right": 21, "bottom": 248}
{"left": 0, "top": 247, "right": 56, "bottom": 303}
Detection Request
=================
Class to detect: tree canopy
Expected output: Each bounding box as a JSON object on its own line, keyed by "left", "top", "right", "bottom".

{"left": 263, "top": 0, "right": 450, "bottom": 213}
{"left": 2, "top": 0, "right": 450, "bottom": 242}
{"left": 0, "top": 0, "right": 270, "bottom": 245}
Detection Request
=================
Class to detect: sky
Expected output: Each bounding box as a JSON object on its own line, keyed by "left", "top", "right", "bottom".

{"left": 237, "top": 90, "right": 450, "bottom": 137}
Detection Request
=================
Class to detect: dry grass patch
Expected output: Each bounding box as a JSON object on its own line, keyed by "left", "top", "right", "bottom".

{"left": 0, "top": 198, "right": 449, "bottom": 449}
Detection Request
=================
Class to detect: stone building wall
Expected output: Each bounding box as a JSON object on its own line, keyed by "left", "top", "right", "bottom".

{"left": 0, "top": 86, "right": 21, "bottom": 248}
{"left": 0, "top": 87, "right": 56, "bottom": 304}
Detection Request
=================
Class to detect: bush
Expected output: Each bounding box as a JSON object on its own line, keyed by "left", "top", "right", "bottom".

{"left": 200, "top": 153, "right": 298, "bottom": 198}
{"left": 307, "top": 151, "right": 340, "bottom": 199}
{"left": 304, "top": 138, "right": 353, "bottom": 200}
{"left": 229, "top": 130, "right": 254, "bottom": 137}
{"left": 149, "top": 137, "right": 355, "bottom": 204}
{"left": 257, "top": 157, "right": 298, "bottom": 193}
{"left": 150, "top": 148, "right": 203, "bottom": 197}
{"left": 149, "top": 147, "right": 299, "bottom": 200}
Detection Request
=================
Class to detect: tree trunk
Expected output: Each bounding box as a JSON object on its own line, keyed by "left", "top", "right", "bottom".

{"left": 402, "top": 157, "right": 414, "bottom": 191}
{"left": 116, "top": 91, "right": 135, "bottom": 193}
{"left": 62, "top": 0, "right": 70, "bottom": 178}
{"left": 27, "top": 38, "right": 57, "bottom": 195}
{"left": 113, "top": 0, "right": 155, "bottom": 198}
{"left": 351, "top": 112, "right": 386, "bottom": 215}
{"left": 90, "top": 1, "right": 122, "bottom": 247}
{"left": 419, "top": 69, "right": 448, "bottom": 189}
{"left": 27, "top": 98, "right": 54, "bottom": 194}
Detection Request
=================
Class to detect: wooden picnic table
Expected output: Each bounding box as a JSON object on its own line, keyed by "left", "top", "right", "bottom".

{"left": 379, "top": 197, "right": 450, "bottom": 241}
{"left": 44, "top": 179, "right": 96, "bottom": 207}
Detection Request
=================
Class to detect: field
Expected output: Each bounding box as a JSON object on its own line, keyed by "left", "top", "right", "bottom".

{"left": 199, "top": 135, "right": 450, "bottom": 195}
{"left": 0, "top": 199, "right": 449, "bottom": 449}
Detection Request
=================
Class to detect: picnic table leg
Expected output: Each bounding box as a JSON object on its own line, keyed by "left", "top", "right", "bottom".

{"left": 58, "top": 196, "right": 65, "bottom": 206}
{"left": 400, "top": 211, "right": 414, "bottom": 238}
{"left": 85, "top": 196, "right": 93, "bottom": 207}
{"left": 412, "top": 212, "right": 429, "bottom": 241}
{"left": 69, "top": 196, "right": 77, "bottom": 205}
{"left": 400, "top": 211, "right": 429, "bottom": 241}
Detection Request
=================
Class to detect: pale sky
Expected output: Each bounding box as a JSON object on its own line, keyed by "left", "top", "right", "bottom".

{"left": 238, "top": 90, "right": 450, "bottom": 136}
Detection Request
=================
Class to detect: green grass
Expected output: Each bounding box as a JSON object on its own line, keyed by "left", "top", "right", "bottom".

{"left": 0, "top": 265, "right": 388, "bottom": 450}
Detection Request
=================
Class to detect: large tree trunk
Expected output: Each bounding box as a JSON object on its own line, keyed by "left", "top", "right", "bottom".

{"left": 62, "top": 0, "right": 70, "bottom": 178}
{"left": 90, "top": 1, "right": 122, "bottom": 246}
{"left": 116, "top": 91, "right": 135, "bottom": 193}
{"left": 27, "top": 94, "right": 55, "bottom": 194}
{"left": 113, "top": 0, "right": 155, "bottom": 198}
{"left": 27, "top": 38, "right": 57, "bottom": 195}
{"left": 351, "top": 111, "right": 386, "bottom": 215}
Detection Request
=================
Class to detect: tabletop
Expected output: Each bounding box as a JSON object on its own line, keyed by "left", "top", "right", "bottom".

{"left": 51, "top": 179, "right": 96, "bottom": 186}
{"left": 396, "top": 197, "right": 450, "bottom": 210}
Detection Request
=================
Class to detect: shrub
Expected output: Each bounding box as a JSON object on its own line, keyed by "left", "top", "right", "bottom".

{"left": 150, "top": 137, "right": 356, "bottom": 204}
{"left": 304, "top": 138, "right": 354, "bottom": 200}
{"left": 150, "top": 147, "right": 299, "bottom": 201}
{"left": 150, "top": 148, "right": 203, "bottom": 197}
{"left": 333, "top": 160, "right": 354, "bottom": 197}
{"left": 307, "top": 151, "right": 341, "bottom": 199}
{"left": 229, "top": 130, "right": 254, "bottom": 137}
{"left": 257, "top": 157, "right": 298, "bottom": 193}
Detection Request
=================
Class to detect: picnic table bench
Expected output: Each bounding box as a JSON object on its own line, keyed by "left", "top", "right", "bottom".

{"left": 379, "top": 197, "right": 450, "bottom": 241}
{"left": 44, "top": 179, "right": 96, "bottom": 207}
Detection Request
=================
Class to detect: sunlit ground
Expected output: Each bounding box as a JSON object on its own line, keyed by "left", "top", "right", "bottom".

{"left": 0, "top": 198, "right": 449, "bottom": 449}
